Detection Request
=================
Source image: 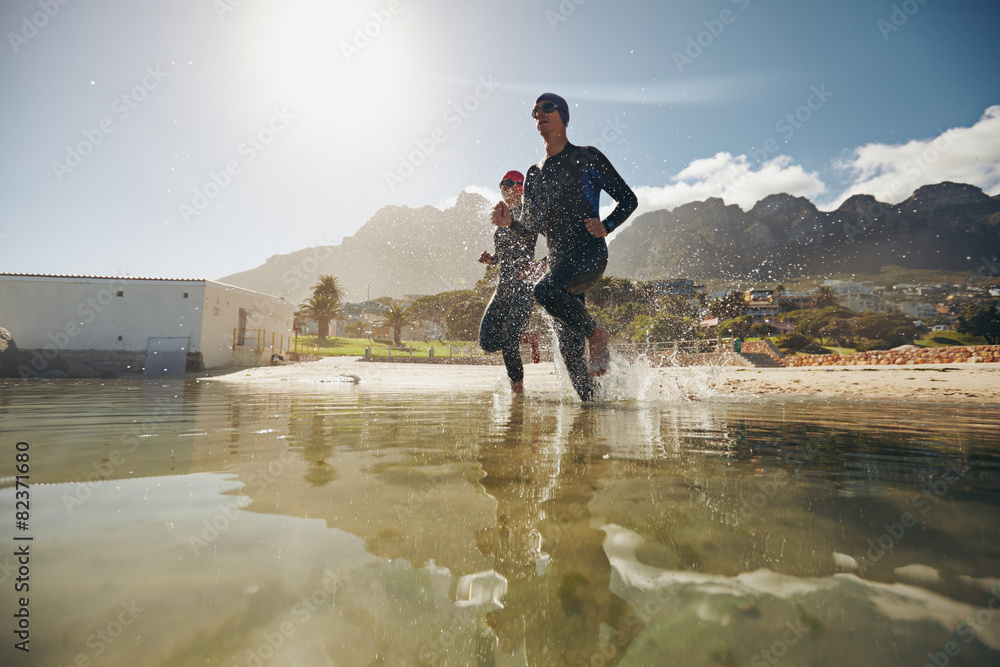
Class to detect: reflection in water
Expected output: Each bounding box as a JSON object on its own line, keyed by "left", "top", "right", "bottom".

{"left": 0, "top": 378, "right": 999, "bottom": 666}
{"left": 475, "top": 399, "right": 644, "bottom": 664}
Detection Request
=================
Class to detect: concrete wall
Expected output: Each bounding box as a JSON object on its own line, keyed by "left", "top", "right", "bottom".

{"left": 0, "top": 275, "right": 294, "bottom": 370}
{"left": 199, "top": 281, "right": 294, "bottom": 368}
{"left": 0, "top": 275, "right": 205, "bottom": 353}
{"left": 785, "top": 345, "right": 1000, "bottom": 367}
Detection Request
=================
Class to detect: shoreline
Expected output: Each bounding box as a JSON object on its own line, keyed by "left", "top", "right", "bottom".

{"left": 201, "top": 357, "right": 1000, "bottom": 404}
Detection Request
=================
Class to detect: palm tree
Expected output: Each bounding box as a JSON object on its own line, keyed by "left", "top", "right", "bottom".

{"left": 377, "top": 303, "right": 414, "bottom": 347}
{"left": 810, "top": 286, "right": 839, "bottom": 310}
{"left": 298, "top": 294, "right": 343, "bottom": 340}
{"left": 312, "top": 275, "right": 344, "bottom": 303}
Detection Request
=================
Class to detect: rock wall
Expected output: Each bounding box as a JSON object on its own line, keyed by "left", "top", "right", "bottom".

{"left": 740, "top": 340, "right": 785, "bottom": 362}
{"left": 784, "top": 345, "right": 1000, "bottom": 367}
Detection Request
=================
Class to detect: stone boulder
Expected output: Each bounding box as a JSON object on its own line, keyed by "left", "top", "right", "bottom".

{"left": 0, "top": 327, "right": 25, "bottom": 378}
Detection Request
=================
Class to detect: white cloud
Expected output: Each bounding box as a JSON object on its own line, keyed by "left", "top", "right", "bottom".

{"left": 464, "top": 106, "right": 1000, "bottom": 228}
{"left": 628, "top": 152, "right": 827, "bottom": 220}
{"left": 824, "top": 105, "right": 1000, "bottom": 208}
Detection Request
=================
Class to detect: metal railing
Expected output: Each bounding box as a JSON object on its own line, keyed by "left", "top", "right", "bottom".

{"left": 232, "top": 328, "right": 297, "bottom": 356}
{"left": 624, "top": 338, "right": 728, "bottom": 355}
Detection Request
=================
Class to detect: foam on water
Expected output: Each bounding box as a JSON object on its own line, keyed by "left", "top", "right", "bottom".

{"left": 544, "top": 327, "right": 726, "bottom": 403}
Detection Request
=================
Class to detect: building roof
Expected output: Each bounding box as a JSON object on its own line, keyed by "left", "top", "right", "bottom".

{"left": 0, "top": 272, "right": 202, "bottom": 282}
{"left": 0, "top": 273, "right": 290, "bottom": 302}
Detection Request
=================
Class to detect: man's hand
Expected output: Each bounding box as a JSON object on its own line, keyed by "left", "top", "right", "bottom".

{"left": 584, "top": 217, "right": 607, "bottom": 238}
{"left": 478, "top": 251, "right": 492, "bottom": 264}
{"left": 492, "top": 201, "right": 512, "bottom": 228}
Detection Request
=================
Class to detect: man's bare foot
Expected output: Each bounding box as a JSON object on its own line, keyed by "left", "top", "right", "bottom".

{"left": 510, "top": 380, "right": 524, "bottom": 394}
{"left": 588, "top": 326, "right": 610, "bottom": 377}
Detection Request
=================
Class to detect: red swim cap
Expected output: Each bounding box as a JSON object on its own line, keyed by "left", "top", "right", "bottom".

{"left": 501, "top": 170, "right": 524, "bottom": 194}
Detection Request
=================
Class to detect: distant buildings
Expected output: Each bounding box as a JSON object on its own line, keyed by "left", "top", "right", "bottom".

{"left": 649, "top": 279, "right": 705, "bottom": 301}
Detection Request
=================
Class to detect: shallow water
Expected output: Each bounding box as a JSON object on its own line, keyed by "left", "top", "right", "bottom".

{"left": 1, "top": 376, "right": 999, "bottom": 666}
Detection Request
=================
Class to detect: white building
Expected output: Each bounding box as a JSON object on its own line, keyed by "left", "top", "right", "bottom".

{"left": 0, "top": 274, "right": 294, "bottom": 375}
{"left": 896, "top": 301, "right": 940, "bottom": 319}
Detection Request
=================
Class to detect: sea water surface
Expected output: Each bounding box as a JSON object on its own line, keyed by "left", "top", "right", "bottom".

{"left": 1, "top": 374, "right": 999, "bottom": 666}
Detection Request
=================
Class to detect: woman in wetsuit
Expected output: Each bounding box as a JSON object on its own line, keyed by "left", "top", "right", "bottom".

{"left": 492, "top": 93, "right": 637, "bottom": 401}
{"left": 478, "top": 170, "right": 541, "bottom": 394}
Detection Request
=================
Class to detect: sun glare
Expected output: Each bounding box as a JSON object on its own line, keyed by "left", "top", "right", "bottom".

{"left": 267, "top": 1, "right": 428, "bottom": 133}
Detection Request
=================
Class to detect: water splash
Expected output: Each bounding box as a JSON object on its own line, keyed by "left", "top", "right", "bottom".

{"left": 543, "top": 324, "right": 725, "bottom": 403}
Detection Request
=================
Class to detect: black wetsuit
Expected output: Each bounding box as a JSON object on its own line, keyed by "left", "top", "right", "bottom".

{"left": 479, "top": 205, "right": 538, "bottom": 384}
{"left": 510, "top": 143, "right": 637, "bottom": 400}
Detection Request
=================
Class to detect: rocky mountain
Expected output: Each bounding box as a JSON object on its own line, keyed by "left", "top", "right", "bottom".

{"left": 219, "top": 182, "right": 1000, "bottom": 303}
{"left": 605, "top": 182, "right": 1000, "bottom": 283}
{"left": 218, "top": 191, "right": 499, "bottom": 304}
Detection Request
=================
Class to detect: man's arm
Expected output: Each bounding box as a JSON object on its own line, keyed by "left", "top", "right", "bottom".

{"left": 587, "top": 148, "right": 638, "bottom": 235}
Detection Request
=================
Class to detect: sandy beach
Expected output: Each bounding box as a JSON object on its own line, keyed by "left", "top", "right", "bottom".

{"left": 203, "top": 356, "right": 1000, "bottom": 403}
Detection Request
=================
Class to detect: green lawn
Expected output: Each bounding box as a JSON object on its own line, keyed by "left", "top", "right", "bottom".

{"left": 295, "top": 336, "right": 484, "bottom": 359}
{"left": 913, "top": 331, "right": 987, "bottom": 347}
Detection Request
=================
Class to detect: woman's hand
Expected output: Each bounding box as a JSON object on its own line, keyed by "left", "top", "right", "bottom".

{"left": 584, "top": 217, "right": 606, "bottom": 238}
{"left": 492, "top": 201, "right": 512, "bottom": 228}
{"left": 478, "top": 251, "right": 492, "bottom": 264}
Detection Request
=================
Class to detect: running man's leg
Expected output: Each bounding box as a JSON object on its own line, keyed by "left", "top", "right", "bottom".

{"left": 532, "top": 246, "right": 607, "bottom": 337}
{"left": 554, "top": 315, "right": 596, "bottom": 401}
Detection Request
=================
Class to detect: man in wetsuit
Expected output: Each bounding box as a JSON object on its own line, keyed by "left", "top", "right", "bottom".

{"left": 492, "top": 93, "right": 637, "bottom": 401}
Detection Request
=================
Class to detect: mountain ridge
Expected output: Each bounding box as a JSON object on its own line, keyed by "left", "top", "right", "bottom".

{"left": 218, "top": 182, "right": 1000, "bottom": 303}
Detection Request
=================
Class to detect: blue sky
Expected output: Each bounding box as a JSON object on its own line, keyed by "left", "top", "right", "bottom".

{"left": 1, "top": 0, "right": 998, "bottom": 287}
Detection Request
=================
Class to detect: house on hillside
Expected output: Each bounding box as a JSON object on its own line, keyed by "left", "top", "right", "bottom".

{"left": 0, "top": 274, "right": 293, "bottom": 376}
{"left": 650, "top": 279, "right": 705, "bottom": 301}
{"left": 743, "top": 288, "right": 774, "bottom": 302}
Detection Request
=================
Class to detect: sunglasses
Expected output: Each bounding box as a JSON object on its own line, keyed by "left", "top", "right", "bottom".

{"left": 531, "top": 101, "right": 561, "bottom": 118}
{"left": 499, "top": 179, "right": 521, "bottom": 188}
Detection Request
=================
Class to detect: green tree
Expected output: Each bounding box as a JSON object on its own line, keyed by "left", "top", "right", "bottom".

{"left": 818, "top": 318, "right": 854, "bottom": 346}
{"left": 298, "top": 294, "right": 343, "bottom": 340}
{"left": 955, "top": 300, "right": 1000, "bottom": 344}
{"left": 312, "top": 275, "right": 344, "bottom": 303}
{"left": 717, "top": 315, "right": 752, "bottom": 339}
{"left": 810, "top": 286, "right": 839, "bottom": 310}
{"left": 751, "top": 323, "right": 781, "bottom": 338}
{"left": 850, "top": 313, "right": 919, "bottom": 348}
{"left": 630, "top": 313, "right": 703, "bottom": 344}
{"left": 445, "top": 296, "right": 488, "bottom": 341}
{"left": 709, "top": 291, "right": 748, "bottom": 319}
{"left": 594, "top": 301, "right": 655, "bottom": 338}
{"left": 590, "top": 276, "right": 639, "bottom": 309}
{"left": 408, "top": 290, "right": 478, "bottom": 334}
{"left": 790, "top": 306, "right": 853, "bottom": 340}
{"left": 377, "top": 303, "right": 415, "bottom": 347}
{"left": 474, "top": 264, "right": 501, "bottom": 298}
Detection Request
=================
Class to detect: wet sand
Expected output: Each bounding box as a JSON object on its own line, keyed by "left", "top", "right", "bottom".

{"left": 203, "top": 357, "right": 1000, "bottom": 403}
{"left": 713, "top": 363, "right": 1000, "bottom": 403}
